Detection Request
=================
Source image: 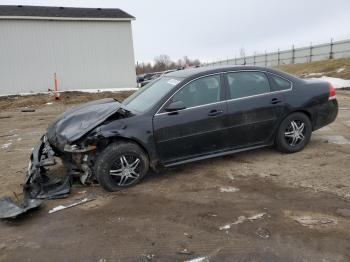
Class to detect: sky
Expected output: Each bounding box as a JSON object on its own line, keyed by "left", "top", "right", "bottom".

{"left": 1, "top": 0, "right": 350, "bottom": 64}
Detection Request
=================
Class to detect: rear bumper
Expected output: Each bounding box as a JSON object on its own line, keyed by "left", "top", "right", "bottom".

{"left": 313, "top": 99, "right": 338, "bottom": 131}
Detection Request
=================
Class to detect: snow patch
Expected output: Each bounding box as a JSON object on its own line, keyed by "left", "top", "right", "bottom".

{"left": 185, "top": 257, "right": 208, "bottom": 262}
{"left": 315, "top": 76, "right": 350, "bottom": 89}
{"left": 320, "top": 135, "right": 350, "bottom": 145}
{"left": 226, "top": 173, "right": 235, "bottom": 180}
{"left": 337, "top": 68, "right": 345, "bottom": 73}
{"left": 219, "top": 213, "right": 266, "bottom": 230}
{"left": 71, "top": 88, "right": 138, "bottom": 93}
{"left": 219, "top": 186, "right": 239, "bottom": 193}
{"left": 317, "top": 126, "right": 332, "bottom": 132}
{"left": 1, "top": 143, "right": 12, "bottom": 150}
{"left": 294, "top": 216, "right": 337, "bottom": 228}
{"left": 306, "top": 72, "right": 324, "bottom": 77}
{"left": 0, "top": 88, "right": 138, "bottom": 97}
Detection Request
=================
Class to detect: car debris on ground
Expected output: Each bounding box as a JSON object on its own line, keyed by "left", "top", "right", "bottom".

{"left": 184, "top": 232, "right": 193, "bottom": 239}
{"left": 48, "top": 198, "right": 95, "bottom": 214}
{"left": 21, "top": 108, "right": 36, "bottom": 112}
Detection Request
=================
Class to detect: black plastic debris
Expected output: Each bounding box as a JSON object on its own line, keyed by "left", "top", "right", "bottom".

{"left": 0, "top": 195, "right": 42, "bottom": 219}
{"left": 0, "top": 136, "right": 72, "bottom": 219}
{"left": 21, "top": 108, "right": 36, "bottom": 112}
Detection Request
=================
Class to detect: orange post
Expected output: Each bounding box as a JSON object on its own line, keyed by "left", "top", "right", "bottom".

{"left": 54, "top": 73, "right": 60, "bottom": 100}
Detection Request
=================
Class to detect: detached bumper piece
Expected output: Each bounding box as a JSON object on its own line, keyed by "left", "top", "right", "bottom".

{"left": 0, "top": 136, "right": 72, "bottom": 219}
{"left": 0, "top": 194, "right": 42, "bottom": 219}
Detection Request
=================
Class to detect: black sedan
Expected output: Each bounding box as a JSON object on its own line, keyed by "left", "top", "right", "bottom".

{"left": 0, "top": 66, "right": 339, "bottom": 218}
{"left": 22, "top": 66, "right": 343, "bottom": 193}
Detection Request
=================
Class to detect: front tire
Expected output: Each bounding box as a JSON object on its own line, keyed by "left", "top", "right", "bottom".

{"left": 275, "top": 112, "right": 312, "bottom": 153}
{"left": 95, "top": 141, "right": 149, "bottom": 192}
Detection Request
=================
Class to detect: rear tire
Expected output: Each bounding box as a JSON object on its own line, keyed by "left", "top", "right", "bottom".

{"left": 95, "top": 141, "right": 149, "bottom": 192}
{"left": 275, "top": 112, "right": 312, "bottom": 153}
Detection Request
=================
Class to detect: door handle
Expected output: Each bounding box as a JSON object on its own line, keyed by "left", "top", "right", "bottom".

{"left": 271, "top": 98, "right": 282, "bottom": 104}
{"left": 208, "top": 109, "right": 223, "bottom": 117}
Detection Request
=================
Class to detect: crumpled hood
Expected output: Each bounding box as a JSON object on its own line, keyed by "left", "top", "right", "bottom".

{"left": 47, "top": 98, "right": 123, "bottom": 150}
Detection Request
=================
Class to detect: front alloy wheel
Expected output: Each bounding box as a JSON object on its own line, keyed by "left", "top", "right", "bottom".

{"left": 95, "top": 142, "right": 149, "bottom": 192}
{"left": 110, "top": 155, "right": 141, "bottom": 186}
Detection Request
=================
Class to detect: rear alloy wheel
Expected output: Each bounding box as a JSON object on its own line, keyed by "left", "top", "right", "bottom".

{"left": 95, "top": 142, "right": 149, "bottom": 192}
{"left": 275, "top": 113, "right": 312, "bottom": 153}
{"left": 284, "top": 120, "right": 306, "bottom": 147}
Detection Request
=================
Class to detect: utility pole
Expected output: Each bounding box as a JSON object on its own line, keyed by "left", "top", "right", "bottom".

{"left": 329, "top": 38, "right": 334, "bottom": 59}
{"left": 309, "top": 42, "right": 313, "bottom": 63}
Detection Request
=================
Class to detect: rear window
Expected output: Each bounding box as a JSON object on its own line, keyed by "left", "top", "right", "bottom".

{"left": 269, "top": 74, "right": 292, "bottom": 91}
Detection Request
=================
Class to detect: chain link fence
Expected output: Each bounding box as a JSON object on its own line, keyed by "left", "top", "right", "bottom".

{"left": 205, "top": 39, "right": 350, "bottom": 67}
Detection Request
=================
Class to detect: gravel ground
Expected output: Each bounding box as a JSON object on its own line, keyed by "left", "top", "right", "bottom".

{"left": 0, "top": 91, "right": 349, "bottom": 261}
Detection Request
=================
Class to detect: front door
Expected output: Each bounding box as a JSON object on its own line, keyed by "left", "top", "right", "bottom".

{"left": 153, "top": 74, "right": 227, "bottom": 163}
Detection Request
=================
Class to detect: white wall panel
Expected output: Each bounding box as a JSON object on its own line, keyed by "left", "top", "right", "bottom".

{"left": 0, "top": 19, "right": 136, "bottom": 95}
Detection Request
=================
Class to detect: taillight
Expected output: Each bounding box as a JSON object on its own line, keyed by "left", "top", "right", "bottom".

{"left": 329, "top": 82, "right": 336, "bottom": 100}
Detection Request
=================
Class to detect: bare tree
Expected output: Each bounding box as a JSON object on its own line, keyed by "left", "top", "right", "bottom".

{"left": 153, "top": 55, "right": 172, "bottom": 71}
{"left": 135, "top": 55, "right": 202, "bottom": 75}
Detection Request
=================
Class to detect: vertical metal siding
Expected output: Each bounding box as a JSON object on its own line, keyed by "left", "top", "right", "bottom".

{"left": 0, "top": 19, "right": 136, "bottom": 95}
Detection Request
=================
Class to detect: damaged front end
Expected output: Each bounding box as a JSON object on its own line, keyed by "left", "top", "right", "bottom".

{"left": 0, "top": 98, "right": 130, "bottom": 219}
{"left": 0, "top": 135, "right": 72, "bottom": 219}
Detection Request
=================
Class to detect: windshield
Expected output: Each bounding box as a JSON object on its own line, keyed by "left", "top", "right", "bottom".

{"left": 123, "top": 77, "right": 182, "bottom": 113}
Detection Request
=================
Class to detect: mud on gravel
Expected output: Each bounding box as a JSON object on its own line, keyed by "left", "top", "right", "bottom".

{"left": 0, "top": 91, "right": 350, "bottom": 261}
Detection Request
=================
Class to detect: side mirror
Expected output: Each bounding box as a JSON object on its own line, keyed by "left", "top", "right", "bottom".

{"left": 165, "top": 101, "right": 186, "bottom": 112}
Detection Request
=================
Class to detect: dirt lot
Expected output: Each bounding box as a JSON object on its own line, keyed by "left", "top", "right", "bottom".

{"left": 0, "top": 91, "right": 350, "bottom": 262}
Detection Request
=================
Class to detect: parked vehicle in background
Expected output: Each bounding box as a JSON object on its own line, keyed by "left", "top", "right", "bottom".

{"left": 139, "top": 73, "right": 162, "bottom": 87}
{"left": 137, "top": 69, "right": 179, "bottom": 87}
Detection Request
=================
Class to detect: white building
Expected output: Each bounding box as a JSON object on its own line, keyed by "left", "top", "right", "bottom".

{"left": 0, "top": 5, "right": 137, "bottom": 95}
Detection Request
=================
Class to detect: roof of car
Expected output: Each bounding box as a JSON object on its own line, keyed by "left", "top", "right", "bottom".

{"left": 0, "top": 5, "right": 135, "bottom": 20}
{"left": 165, "top": 65, "right": 298, "bottom": 81}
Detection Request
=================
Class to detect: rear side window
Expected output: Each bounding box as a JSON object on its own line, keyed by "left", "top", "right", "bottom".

{"left": 269, "top": 74, "right": 292, "bottom": 91}
{"left": 171, "top": 75, "right": 221, "bottom": 108}
{"left": 225, "top": 71, "right": 270, "bottom": 99}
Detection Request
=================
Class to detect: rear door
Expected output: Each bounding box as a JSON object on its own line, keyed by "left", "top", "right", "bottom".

{"left": 153, "top": 74, "right": 227, "bottom": 163}
{"left": 223, "top": 71, "right": 288, "bottom": 148}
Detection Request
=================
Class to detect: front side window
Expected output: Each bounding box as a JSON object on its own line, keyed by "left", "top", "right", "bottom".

{"left": 226, "top": 71, "right": 270, "bottom": 99}
{"left": 269, "top": 74, "right": 292, "bottom": 91}
{"left": 170, "top": 75, "right": 221, "bottom": 108}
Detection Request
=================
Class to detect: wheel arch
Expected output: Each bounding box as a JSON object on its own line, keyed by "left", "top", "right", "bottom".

{"left": 286, "top": 109, "right": 314, "bottom": 129}
{"left": 273, "top": 109, "right": 313, "bottom": 144}
{"left": 103, "top": 135, "right": 157, "bottom": 170}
